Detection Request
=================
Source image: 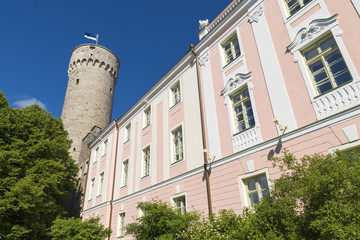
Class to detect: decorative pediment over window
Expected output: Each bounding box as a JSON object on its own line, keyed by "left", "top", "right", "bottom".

{"left": 287, "top": 14, "right": 338, "bottom": 53}
{"left": 221, "top": 72, "right": 252, "bottom": 96}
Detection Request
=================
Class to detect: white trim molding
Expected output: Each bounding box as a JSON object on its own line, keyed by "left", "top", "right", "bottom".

{"left": 287, "top": 15, "right": 339, "bottom": 54}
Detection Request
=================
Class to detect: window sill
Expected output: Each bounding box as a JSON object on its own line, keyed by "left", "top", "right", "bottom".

{"left": 170, "top": 159, "right": 184, "bottom": 167}
{"left": 142, "top": 124, "right": 151, "bottom": 130}
{"left": 232, "top": 125, "right": 256, "bottom": 137}
{"left": 313, "top": 80, "right": 353, "bottom": 101}
{"left": 141, "top": 174, "right": 150, "bottom": 180}
{"left": 169, "top": 101, "right": 182, "bottom": 110}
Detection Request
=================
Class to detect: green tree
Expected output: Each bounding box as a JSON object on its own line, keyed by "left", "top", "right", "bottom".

{"left": 0, "top": 92, "right": 78, "bottom": 239}
{"left": 240, "top": 150, "right": 360, "bottom": 239}
{"left": 49, "top": 217, "right": 111, "bottom": 240}
{"left": 126, "top": 199, "right": 199, "bottom": 240}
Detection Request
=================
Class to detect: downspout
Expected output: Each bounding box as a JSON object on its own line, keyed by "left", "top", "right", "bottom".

{"left": 107, "top": 121, "right": 120, "bottom": 239}
{"left": 190, "top": 44, "right": 213, "bottom": 216}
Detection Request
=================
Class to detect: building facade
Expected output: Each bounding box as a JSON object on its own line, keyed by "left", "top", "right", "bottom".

{"left": 80, "top": 0, "right": 360, "bottom": 239}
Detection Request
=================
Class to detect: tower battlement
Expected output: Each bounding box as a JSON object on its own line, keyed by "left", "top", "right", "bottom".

{"left": 61, "top": 44, "right": 120, "bottom": 163}
{"left": 68, "top": 44, "right": 119, "bottom": 81}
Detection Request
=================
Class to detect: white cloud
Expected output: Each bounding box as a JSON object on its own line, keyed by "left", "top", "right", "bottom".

{"left": 14, "top": 98, "right": 47, "bottom": 110}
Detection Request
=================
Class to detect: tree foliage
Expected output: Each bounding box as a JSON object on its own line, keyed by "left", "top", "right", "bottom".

{"left": 0, "top": 92, "right": 78, "bottom": 239}
{"left": 49, "top": 217, "right": 111, "bottom": 240}
{"left": 125, "top": 199, "right": 199, "bottom": 240}
{"left": 127, "top": 150, "right": 360, "bottom": 239}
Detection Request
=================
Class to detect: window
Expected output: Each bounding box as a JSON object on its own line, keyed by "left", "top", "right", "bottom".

{"left": 102, "top": 139, "right": 108, "bottom": 156}
{"left": 121, "top": 160, "right": 129, "bottom": 187}
{"left": 117, "top": 212, "right": 126, "bottom": 238}
{"left": 124, "top": 124, "right": 131, "bottom": 142}
{"left": 97, "top": 172, "right": 104, "bottom": 196}
{"left": 284, "top": 0, "right": 312, "bottom": 16}
{"left": 143, "top": 107, "right": 151, "bottom": 128}
{"left": 172, "top": 126, "right": 184, "bottom": 163}
{"left": 173, "top": 196, "right": 186, "bottom": 215}
{"left": 89, "top": 177, "right": 95, "bottom": 200}
{"left": 84, "top": 160, "right": 88, "bottom": 175}
{"left": 222, "top": 34, "right": 241, "bottom": 65}
{"left": 303, "top": 35, "right": 352, "bottom": 95}
{"left": 93, "top": 147, "right": 99, "bottom": 163}
{"left": 231, "top": 87, "right": 255, "bottom": 133}
{"left": 142, "top": 147, "right": 150, "bottom": 177}
{"left": 244, "top": 175, "right": 269, "bottom": 207}
{"left": 171, "top": 82, "right": 181, "bottom": 107}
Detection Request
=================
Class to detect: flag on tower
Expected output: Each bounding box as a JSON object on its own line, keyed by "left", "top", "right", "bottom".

{"left": 84, "top": 32, "right": 98, "bottom": 43}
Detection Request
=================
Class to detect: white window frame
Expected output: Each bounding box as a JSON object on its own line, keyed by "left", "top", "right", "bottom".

{"left": 170, "top": 123, "right": 185, "bottom": 165}
{"left": 222, "top": 74, "right": 259, "bottom": 136}
{"left": 171, "top": 193, "right": 187, "bottom": 215}
{"left": 238, "top": 168, "right": 271, "bottom": 208}
{"left": 288, "top": 17, "right": 359, "bottom": 101}
{"left": 102, "top": 139, "right": 108, "bottom": 156}
{"left": 121, "top": 159, "right": 129, "bottom": 187}
{"left": 124, "top": 123, "right": 131, "bottom": 143}
{"left": 283, "top": 0, "right": 313, "bottom": 16}
{"left": 329, "top": 140, "right": 360, "bottom": 154}
{"left": 93, "top": 147, "right": 99, "bottom": 163}
{"left": 169, "top": 81, "right": 182, "bottom": 108}
{"left": 141, "top": 145, "right": 151, "bottom": 178}
{"left": 89, "top": 177, "right": 95, "bottom": 200}
{"left": 117, "top": 211, "right": 126, "bottom": 239}
{"left": 287, "top": 15, "right": 360, "bottom": 119}
{"left": 97, "top": 171, "right": 104, "bottom": 196}
{"left": 221, "top": 32, "right": 241, "bottom": 67}
{"left": 143, "top": 106, "right": 151, "bottom": 128}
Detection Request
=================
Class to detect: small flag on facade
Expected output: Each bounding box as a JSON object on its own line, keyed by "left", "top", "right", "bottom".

{"left": 84, "top": 32, "right": 99, "bottom": 44}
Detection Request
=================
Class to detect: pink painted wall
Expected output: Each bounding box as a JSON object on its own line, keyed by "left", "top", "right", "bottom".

{"left": 209, "top": 46, "right": 233, "bottom": 156}
{"left": 239, "top": 22, "right": 278, "bottom": 141}
{"left": 264, "top": 0, "right": 317, "bottom": 127}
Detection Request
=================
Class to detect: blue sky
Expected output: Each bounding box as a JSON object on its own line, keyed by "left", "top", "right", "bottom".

{"left": 0, "top": 0, "right": 228, "bottom": 119}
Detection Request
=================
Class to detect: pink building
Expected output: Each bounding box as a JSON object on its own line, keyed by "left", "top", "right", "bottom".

{"left": 81, "top": 0, "right": 360, "bottom": 239}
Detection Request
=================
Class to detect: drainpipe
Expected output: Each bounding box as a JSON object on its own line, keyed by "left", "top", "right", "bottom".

{"left": 107, "top": 121, "right": 120, "bottom": 239}
{"left": 190, "top": 44, "right": 213, "bottom": 216}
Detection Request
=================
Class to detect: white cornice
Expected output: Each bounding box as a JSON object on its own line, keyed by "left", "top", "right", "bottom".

{"left": 207, "top": 0, "right": 244, "bottom": 33}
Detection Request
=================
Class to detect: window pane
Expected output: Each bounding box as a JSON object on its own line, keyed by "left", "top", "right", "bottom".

{"left": 258, "top": 175, "right": 269, "bottom": 189}
{"left": 333, "top": 71, "right": 352, "bottom": 86}
{"left": 248, "top": 117, "right": 255, "bottom": 127}
{"left": 304, "top": 47, "right": 319, "bottom": 60}
{"left": 242, "top": 89, "right": 249, "bottom": 98}
{"left": 249, "top": 192, "right": 259, "bottom": 205}
{"left": 232, "top": 94, "right": 241, "bottom": 103}
{"left": 317, "top": 81, "right": 333, "bottom": 94}
{"left": 312, "top": 70, "right": 329, "bottom": 83}
{"left": 308, "top": 60, "right": 324, "bottom": 73}
{"left": 235, "top": 105, "right": 243, "bottom": 114}
{"left": 236, "top": 114, "right": 244, "bottom": 122}
{"left": 247, "top": 179, "right": 256, "bottom": 191}
{"left": 320, "top": 37, "right": 336, "bottom": 51}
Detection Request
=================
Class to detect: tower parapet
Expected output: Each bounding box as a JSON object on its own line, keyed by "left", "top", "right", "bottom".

{"left": 61, "top": 44, "right": 120, "bottom": 163}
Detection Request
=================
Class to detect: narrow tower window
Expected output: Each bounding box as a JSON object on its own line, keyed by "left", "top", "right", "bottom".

{"left": 110, "top": 88, "right": 112, "bottom": 93}
{"left": 76, "top": 79, "right": 79, "bottom": 85}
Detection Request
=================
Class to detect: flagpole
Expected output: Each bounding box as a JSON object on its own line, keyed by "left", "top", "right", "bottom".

{"left": 96, "top": 34, "right": 99, "bottom": 45}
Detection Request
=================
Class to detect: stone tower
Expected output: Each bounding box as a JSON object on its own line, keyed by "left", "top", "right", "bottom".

{"left": 61, "top": 44, "right": 119, "bottom": 216}
{"left": 61, "top": 44, "right": 120, "bottom": 164}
